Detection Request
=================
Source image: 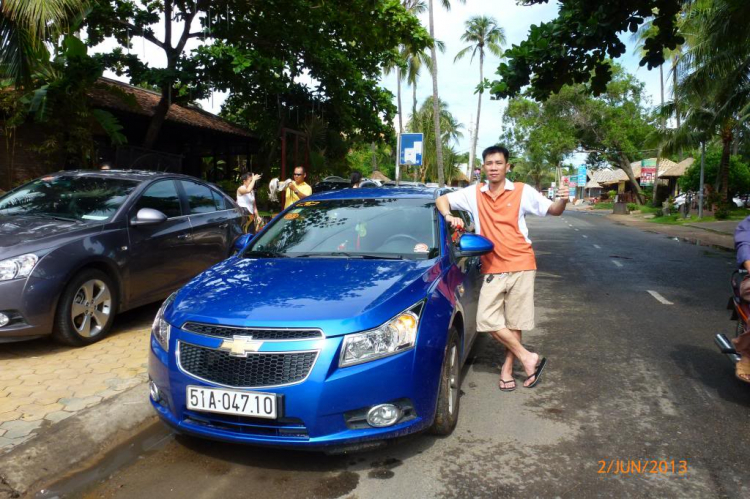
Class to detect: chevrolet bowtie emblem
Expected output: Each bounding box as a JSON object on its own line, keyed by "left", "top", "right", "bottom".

{"left": 219, "top": 335, "right": 263, "bottom": 357}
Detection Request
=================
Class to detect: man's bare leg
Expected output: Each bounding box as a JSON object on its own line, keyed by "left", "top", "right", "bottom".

{"left": 499, "top": 329, "right": 521, "bottom": 386}
{"left": 490, "top": 327, "right": 540, "bottom": 387}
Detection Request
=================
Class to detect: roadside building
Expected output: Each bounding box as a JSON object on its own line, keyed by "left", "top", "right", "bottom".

{"left": 0, "top": 78, "right": 261, "bottom": 191}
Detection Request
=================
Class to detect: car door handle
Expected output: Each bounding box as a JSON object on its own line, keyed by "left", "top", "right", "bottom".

{"left": 177, "top": 233, "right": 190, "bottom": 240}
{"left": 219, "top": 223, "right": 228, "bottom": 229}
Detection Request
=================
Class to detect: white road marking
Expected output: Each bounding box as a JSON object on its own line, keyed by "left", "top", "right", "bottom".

{"left": 582, "top": 235, "right": 588, "bottom": 238}
{"left": 594, "top": 244, "right": 601, "bottom": 249}
{"left": 574, "top": 228, "right": 580, "bottom": 231}
{"left": 611, "top": 260, "right": 623, "bottom": 268}
{"left": 647, "top": 290, "right": 674, "bottom": 305}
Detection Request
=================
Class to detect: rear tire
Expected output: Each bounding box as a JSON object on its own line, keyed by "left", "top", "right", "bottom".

{"left": 430, "top": 327, "right": 461, "bottom": 435}
{"left": 52, "top": 269, "right": 118, "bottom": 346}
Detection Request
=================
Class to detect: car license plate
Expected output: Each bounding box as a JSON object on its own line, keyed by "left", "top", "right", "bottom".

{"left": 186, "top": 386, "right": 277, "bottom": 419}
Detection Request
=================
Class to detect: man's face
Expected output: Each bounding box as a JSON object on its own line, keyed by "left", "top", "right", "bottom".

{"left": 293, "top": 168, "right": 305, "bottom": 184}
{"left": 483, "top": 152, "right": 511, "bottom": 184}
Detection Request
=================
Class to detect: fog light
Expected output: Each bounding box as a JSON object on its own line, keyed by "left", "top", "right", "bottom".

{"left": 0, "top": 313, "right": 9, "bottom": 328}
{"left": 149, "top": 381, "right": 160, "bottom": 402}
{"left": 366, "top": 404, "right": 402, "bottom": 428}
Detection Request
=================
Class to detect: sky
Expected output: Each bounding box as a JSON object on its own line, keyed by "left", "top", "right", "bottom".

{"left": 92, "top": 1, "right": 666, "bottom": 169}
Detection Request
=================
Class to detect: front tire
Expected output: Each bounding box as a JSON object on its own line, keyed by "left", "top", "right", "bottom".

{"left": 52, "top": 269, "right": 118, "bottom": 346}
{"left": 430, "top": 327, "right": 461, "bottom": 435}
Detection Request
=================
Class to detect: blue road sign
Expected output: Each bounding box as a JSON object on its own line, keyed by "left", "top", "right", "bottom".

{"left": 399, "top": 133, "right": 423, "bottom": 166}
{"left": 577, "top": 165, "right": 587, "bottom": 185}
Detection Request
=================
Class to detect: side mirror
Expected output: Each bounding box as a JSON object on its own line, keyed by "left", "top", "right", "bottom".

{"left": 233, "top": 233, "right": 254, "bottom": 253}
{"left": 130, "top": 208, "right": 168, "bottom": 226}
{"left": 456, "top": 233, "right": 493, "bottom": 257}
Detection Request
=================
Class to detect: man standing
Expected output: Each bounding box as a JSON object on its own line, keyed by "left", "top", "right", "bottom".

{"left": 284, "top": 166, "right": 312, "bottom": 209}
{"left": 436, "top": 145, "right": 569, "bottom": 389}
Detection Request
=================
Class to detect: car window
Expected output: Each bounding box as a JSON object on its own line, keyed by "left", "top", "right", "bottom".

{"left": 210, "top": 189, "right": 232, "bottom": 210}
{"left": 247, "top": 198, "right": 438, "bottom": 260}
{"left": 133, "top": 180, "right": 182, "bottom": 219}
{"left": 180, "top": 181, "right": 217, "bottom": 214}
{"left": 0, "top": 175, "right": 139, "bottom": 222}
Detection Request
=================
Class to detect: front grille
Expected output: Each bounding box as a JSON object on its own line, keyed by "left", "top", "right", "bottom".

{"left": 182, "top": 322, "right": 323, "bottom": 341}
{"left": 178, "top": 342, "right": 317, "bottom": 387}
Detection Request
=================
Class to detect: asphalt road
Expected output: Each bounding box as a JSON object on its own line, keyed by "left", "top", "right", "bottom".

{"left": 51, "top": 211, "right": 750, "bottom": 499}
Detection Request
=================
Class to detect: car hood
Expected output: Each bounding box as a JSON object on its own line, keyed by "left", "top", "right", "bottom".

{"left": 0, "top": 215, "right": 99, "bottom": 254}
{"left": 168, "top": 256, "right": 442, "bottom": 336}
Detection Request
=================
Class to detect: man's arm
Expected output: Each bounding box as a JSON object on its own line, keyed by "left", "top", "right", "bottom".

{"left": 546, "top": 185, "right": 570, "bottom": 216}
{"left": 289, "top": 183, "right": 311, "bottom": 200}
{"left": 436, "top": 195, "right": 464, "bottom": 229}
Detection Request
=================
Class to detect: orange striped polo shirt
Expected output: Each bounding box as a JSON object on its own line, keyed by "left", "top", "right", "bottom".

{"left": 476, "top": 182, "right": 537, "bottom": 273}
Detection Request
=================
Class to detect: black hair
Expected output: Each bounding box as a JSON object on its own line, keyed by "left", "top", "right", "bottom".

{"left": 482, "top": 145, "right": 510, "bottom": 162}
{"left": 240, "top": 172, "right": 252, "bottom": 182}
{"left": 350, "top": 171, "right": 362, "bottom": 186}
{"left": 293, "top": 165, "right": 306, "bottom": 174}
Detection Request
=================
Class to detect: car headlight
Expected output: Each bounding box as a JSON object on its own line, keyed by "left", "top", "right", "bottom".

{"left": 0, "top": 254, "right": 38, "bottom": 281}
{"left": 152, "top": 292, "right": 177, "bottom": 351}
{"left": 339, "top": 303, "right": 423, "bottom": 367}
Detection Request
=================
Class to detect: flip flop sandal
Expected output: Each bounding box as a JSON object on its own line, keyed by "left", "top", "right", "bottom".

{"left": 499, "top": 379, "right": 516, "bottom": 392}
{"left": 736, "top": 360, "right": 750, "bottom": 384}
{"left": 524, "top": 357, "right": 548, "bottom": 388}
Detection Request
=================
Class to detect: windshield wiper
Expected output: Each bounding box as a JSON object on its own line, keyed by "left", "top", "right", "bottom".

{"left": 292, "top": 252, "right": 405, "bottom": 260}
{"left": 36, "top": 213, "right": 80, "bottom": 223}
{"left": 242, "top": 250, "right": 288, "bottom": 258}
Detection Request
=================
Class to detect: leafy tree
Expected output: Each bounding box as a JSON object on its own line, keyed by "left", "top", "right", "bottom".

{"left": 86, "top": 0, "right": 429, "bottom": 158}
{"left": 454, "top": 15, "right": 505, "bottom": 183}
{"left": 0, "top": 0, "right": 88, "bottom": 88}
{"left": 407, "top": 96, "right": 463, "bottom": 182}
{"left": 490, "top": 0, "right": 685, "bottom": 100}
{"left": 679, "top": 146, "right": 750, "bottom": 195}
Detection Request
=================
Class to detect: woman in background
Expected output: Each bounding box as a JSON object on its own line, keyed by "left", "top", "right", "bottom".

{"left": 350, "top": 171, "right": 362, "bottom": 188}
{"left": 237, "top": 172, "right": 261, "bottom": 233}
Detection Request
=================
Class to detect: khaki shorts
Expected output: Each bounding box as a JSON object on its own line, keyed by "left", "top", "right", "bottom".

{"left": 476, "top": 270, "right": 536, "bottom": 332}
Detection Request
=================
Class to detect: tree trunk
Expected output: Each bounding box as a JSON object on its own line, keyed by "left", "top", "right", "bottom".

{"left": 396, "top": 67, "right": 404, "bottom": 134}
{"left": 428, "top": 0, "right": 445, "bottom": 187}
{"left": 412, "top": 82, "right": 417, "bottom": 129}
{"left": 718, "top": 125, "right": 733, "bottom": 201}
{"left": 469, "top": 49, "right": 483, "bottom": 176}
{"left": 672, "top": 57, "right": 682, "bottom": 161}
{"left": 653, "top": 63, "right": 664, "bottom": 207}
{"left": 618, "top": 155, "right": 645, "bottom": 204}
{"left": 371, "top": 142, "right": 377, "bottom": 172}
{"left": 143, "top": 88, "right": 171, "bottom": 149}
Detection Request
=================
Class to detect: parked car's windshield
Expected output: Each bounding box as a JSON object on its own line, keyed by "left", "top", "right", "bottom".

{"left": 0, "top": 175, "right": 139, "bottom": 222}
{"left": 247, "top": 198, "right": 438, "bottom": 259}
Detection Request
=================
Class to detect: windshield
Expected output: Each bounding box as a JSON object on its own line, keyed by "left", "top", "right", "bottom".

{"left": 0, "top": 175, "right": 139, "bottom": 222}
{"left": 247, "top": 198, "right": 438, "bottom": 259}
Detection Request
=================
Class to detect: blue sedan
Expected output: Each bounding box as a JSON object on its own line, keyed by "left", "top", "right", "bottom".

{"left": 148, "top": 187, "right": 493, "bottom": 449}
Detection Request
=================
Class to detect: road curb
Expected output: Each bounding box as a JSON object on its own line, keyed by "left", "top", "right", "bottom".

{"left": 0, "top": 382, "right": 155, "bottom": 498}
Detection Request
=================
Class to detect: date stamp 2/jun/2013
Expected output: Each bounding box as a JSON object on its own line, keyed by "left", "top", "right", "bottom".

{"left": 598, "top": 460, "right": 688, "bottom": 476}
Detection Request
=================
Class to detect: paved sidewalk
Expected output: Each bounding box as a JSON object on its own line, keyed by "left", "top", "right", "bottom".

{"left": 0, "top": 303, "right": 157, "bottom": 452}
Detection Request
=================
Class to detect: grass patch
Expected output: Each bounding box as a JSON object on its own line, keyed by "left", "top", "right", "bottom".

{"left": 592, "top": 202, "right": 614, "bottom": 210}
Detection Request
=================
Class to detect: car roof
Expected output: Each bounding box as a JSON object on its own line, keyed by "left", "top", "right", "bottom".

{"left": 308, "top": 186, "right": 439, "bottom": 201}
{"left": 47, "top": 169, "right": 202, "bottom": 183}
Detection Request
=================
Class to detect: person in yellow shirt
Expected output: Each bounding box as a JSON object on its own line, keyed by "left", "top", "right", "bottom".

{"left": 284, "top": 166, "right": 312, "bottom": 208}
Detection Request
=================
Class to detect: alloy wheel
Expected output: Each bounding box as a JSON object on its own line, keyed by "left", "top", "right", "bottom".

{"left": 70, "top": 279, "right": 112, "bottom": 338}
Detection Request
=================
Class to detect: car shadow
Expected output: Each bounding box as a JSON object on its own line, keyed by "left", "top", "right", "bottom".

{"left": 0, "top": 302, "right": 159, "bottom": 359}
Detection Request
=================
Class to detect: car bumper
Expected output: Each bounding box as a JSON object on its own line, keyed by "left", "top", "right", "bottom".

{"left": 0, "top": 277, "right": 58, "bottom": 341}
{"left": 147, "top": 327, "right": 444, "bottom": 449}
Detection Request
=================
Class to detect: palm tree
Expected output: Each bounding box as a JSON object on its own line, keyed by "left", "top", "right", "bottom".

{"left": 428, "top": 0, "right": 465, "bottom": 187}
{"left": 454, "top": 15, "right": 505, "bottom": 177}
{"left": 404, "top": 39, "right": 444, "bottom": 127}
{"left": 408, "top": 96, "right": 463, "bottom": 182}
{"left": 0, "top": 0, "right": 87, "bottom": 88}
{"left": 676, "top": 0, "right": 750, "bottom": 201}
